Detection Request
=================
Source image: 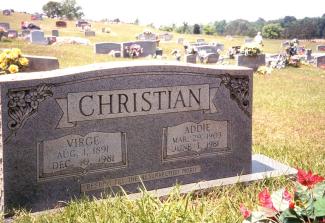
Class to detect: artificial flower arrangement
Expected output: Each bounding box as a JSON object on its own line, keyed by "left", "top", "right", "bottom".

{"left": 0, "top": 48, "right": 29, "bottom": 74}
{"left": 125, "top": 44, "right": 143, "bottom": 58}
{"left": 240, "top": 169, "right": 325, "bottom": 223}
{"left": 240, "top": 43, "right": 262, "bottom": 56}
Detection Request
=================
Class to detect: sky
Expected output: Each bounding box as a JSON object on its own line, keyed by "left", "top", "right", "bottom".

{"left": 1, "top": 0, "right": 324, "bottom": 26}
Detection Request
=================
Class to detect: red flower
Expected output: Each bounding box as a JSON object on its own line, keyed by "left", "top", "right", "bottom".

{"left": 258, "top": 188, "right": 274, "bottom": 209}
{"left": 283, "top": 188, "right": 292, "bottom": 201}
{"left": 289, "top": 201, "right": 295, "bottom": 209}
{"left": 297, "top": 169, "right": 324, "bottom": 188}
{"left": 239, "top": 204, "right": 251, "bottom": 219}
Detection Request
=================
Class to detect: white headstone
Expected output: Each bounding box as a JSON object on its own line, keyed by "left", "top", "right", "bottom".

{"left": 30, "top": 30, "right": 48, "bottom": 45}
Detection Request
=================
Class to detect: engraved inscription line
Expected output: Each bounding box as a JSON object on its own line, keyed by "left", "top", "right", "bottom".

{"left": 81, "top": 165, "right": 201, "bottom": 192}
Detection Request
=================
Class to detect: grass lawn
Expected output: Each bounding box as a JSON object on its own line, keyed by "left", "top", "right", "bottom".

{"left": 1, "top": 13, "right": 325, "bottom": 223}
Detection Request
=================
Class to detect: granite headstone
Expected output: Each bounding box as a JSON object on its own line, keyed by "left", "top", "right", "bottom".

{"left": 94, "top": 42, "right": 121, "bottom": 54}
{"left": 7, "top": 29, "right": 17, "bottom": 38}
{"left": 52, "top": 30, "right": 59, "bottom": 37}
{"left": 30, "top": 30, "right": 48, "bottom": 45}
{"left": 121, "top": 41, "right": 157, "bottom": 57}
{"left": 315, "top": 55, "right": 325, "bottom": 68}
{"left": 185, "top": 54, "right": 197, "bottom": 64}
{"left": 56, "top": 21, "right": 67, "bottom": 28}
{"left": 236, "top": 54, "right": 266, "bottom": 71}
{"left": 85, "top": 31, "right": 95, "bottom": 37}
{"left": 0, "top": 62, "right": 252, "bottom": 212}
{"left": 317, "top": 45, "right": 325, "bottom": 52}
{"left": 0, "top": 23, "right": 10, "bottom": 31}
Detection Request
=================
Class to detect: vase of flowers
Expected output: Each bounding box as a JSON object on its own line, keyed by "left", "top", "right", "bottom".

{"left": 240, "top": 169, "right": 325, "bottom": 223}
{"left": 0, "top": 48, "right": 29, "bottom": 74}
{"left": 236, "top": 43, "right": 265, "bottom": 71}
{"left": 124, "top": 44, "right": 143, "bottom": 58}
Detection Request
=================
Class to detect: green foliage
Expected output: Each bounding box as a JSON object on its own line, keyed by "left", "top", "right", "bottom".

{"left": 159, "top": 25, "right": 173, "bottom": 32}
{"left": 175, "top": 22, "right": 191, "bottom": 34}
{"left": 42, "top": 1, "right": 62, "bottom": 18}
{"left": 203, "top": 24, "right": 215, "bottom": 35}
{"left": 43, "top": 0, "right": 83, "bottom": 20}
{"left": 224, "top": 19, "right": 257, "bottom": 37}
{"left": 262, "top": 23, "right": 283, "bottom": 39}
{"left": 61, "top": 0, "right": 84, "bottom": 20}
{"left": 214, "top": 20, "right": 226, "bottom": 35}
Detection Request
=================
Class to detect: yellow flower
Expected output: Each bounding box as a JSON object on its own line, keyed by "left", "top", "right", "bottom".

{"left": 11, "top": 48, "right": 22, "bottom": 56}
{"left": 0, "top": 52, "right": 6, "bottom": 62}
{"left": 0, "top": 62, "right": 7, "bottom": 70}
{"left": 8, "top": 64, "right": 19, "bottom": 73}
{"left": 19, "top": 57, "right": 29, "bottom": 66}
{"left": 3, "top": 49, "right": 11, "bottom": 54}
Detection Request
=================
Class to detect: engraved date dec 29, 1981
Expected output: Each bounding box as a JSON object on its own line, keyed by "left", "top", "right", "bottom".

{"left": 38, "top": 132, "right": 126, "bottom": 179}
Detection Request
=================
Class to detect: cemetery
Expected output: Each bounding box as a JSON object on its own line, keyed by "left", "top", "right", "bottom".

{"left": 0, "top": 3, "right": 324, "bottom": 223}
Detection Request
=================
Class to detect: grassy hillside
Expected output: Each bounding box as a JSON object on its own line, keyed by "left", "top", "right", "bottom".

{"left": 1, "top": 12, "right": 325, "bottom": 223}
{"left": 0, "top": 12, "right": 321, "bottom": 68}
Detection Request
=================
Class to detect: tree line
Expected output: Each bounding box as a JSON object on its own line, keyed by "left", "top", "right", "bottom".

{"left": 159, "top": 15, "right": 325, "bottom": 39}
{"left": 43, "top": 0, "right": 83, "bottom": 20}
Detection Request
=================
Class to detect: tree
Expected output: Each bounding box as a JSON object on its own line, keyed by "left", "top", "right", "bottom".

{"left": 193, "top": 24, "right": 201, "bottom": 34}
{"left": 214, "top": 20, "right": 226, "bottom": 35}
{"left": 254, "top": 17, "right": 266, "bottom": 31}
{"left": 42, "top": 1, "right": 62, "bottom": 18}
{"left": 281, "top": 16, "right": 297, "bottom": 27}
{"left": 203, "top": 24, "right": 215, "bottom": 35}
{"left": 175, "top": 22, "right": 191, "bottom": 34}
{"left": 225, "top": 19, "right": 256, "bottom": 37}
{"left": 61, "top": 0, "right": 83, "bottom": 20}
{"left": 262, "top": 23, "right": 283, "bottom": 39}
{"left": 134, "top": 18, "right": 139, "bottom": 25}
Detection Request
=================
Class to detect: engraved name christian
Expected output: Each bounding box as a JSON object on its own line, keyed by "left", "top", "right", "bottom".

{"left": 56, "top": 84, "right": 218, "bottom": 127}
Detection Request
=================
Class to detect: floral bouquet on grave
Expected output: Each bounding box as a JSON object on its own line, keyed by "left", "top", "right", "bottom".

{"left": 240, "top": 169, "right": 325, "bottom": 223}
{"left": 125, "top": 44, "right": 143, "bottom": 58}
{"left": 0, "top": 48, "right": 29, "bottom": 74}
{"left": 240, "top": 43, "right": 262, "bottom": 56}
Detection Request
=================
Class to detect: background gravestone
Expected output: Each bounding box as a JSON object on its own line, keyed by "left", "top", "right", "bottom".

{"left": 236, "top": 54, "right": 266, "bottom": 71}
{"left": 177, "top": 38, "right": 184, "bottom": 44}
{"left": 24, "top": 55, "right": 59, "bottom": 72}
{"left": 315, "top": 55, "right": 325, "bottom": 68}
{"left": 30, "top": 30, "right": 48, "bottom": 45}
{"left": 94, "top": 42, "right": 121, "bottom": 54}
{"left": 185, "top": 54, "right": 197, "bottom": 63}
{"left": 56, "top": 21, "right": 67, "bottom": 28}
{"left": 7, "top": 29, "right": 17, "bottom": 38}
{"left": 317, "top": 45, "right": 325, "bottom": 51}
{"left": 52, "top": 30, "right": 59, "bottom": 37}
{"left": 85, "top": 31, "right": 95, "bottom": 37}
{"left": 121, "top": 41, "right": 157, "bottom": 57}
{"left": 0, "top": 23, "right": 10, "bottom": 31}
{"left": 0, "top": 62, "right": 252, "bottom": 212}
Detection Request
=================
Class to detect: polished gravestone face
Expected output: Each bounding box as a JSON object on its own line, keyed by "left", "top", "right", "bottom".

{"left": 0, "top": 62, "right": 252, "bottom": 212}
{"left": 95, "top": 42, "right": 121, "bottom": 54}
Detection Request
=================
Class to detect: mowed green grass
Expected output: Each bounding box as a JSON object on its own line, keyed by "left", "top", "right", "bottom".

{"left": 1, "top": 13, "right": 325, "bottom": 223}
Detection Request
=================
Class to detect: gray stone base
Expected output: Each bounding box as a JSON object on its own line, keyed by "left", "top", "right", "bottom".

{"left": 236, "top": 54, "right": 265, "bottom": 71}
{"left": 128, "top": 154, "right": 297, "bottom": 199}
{"left": 24, "top": 55, "right": 59, "bottom": 72}
{"left": 20, "top": 154, "right": 296, "bottom": 220}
